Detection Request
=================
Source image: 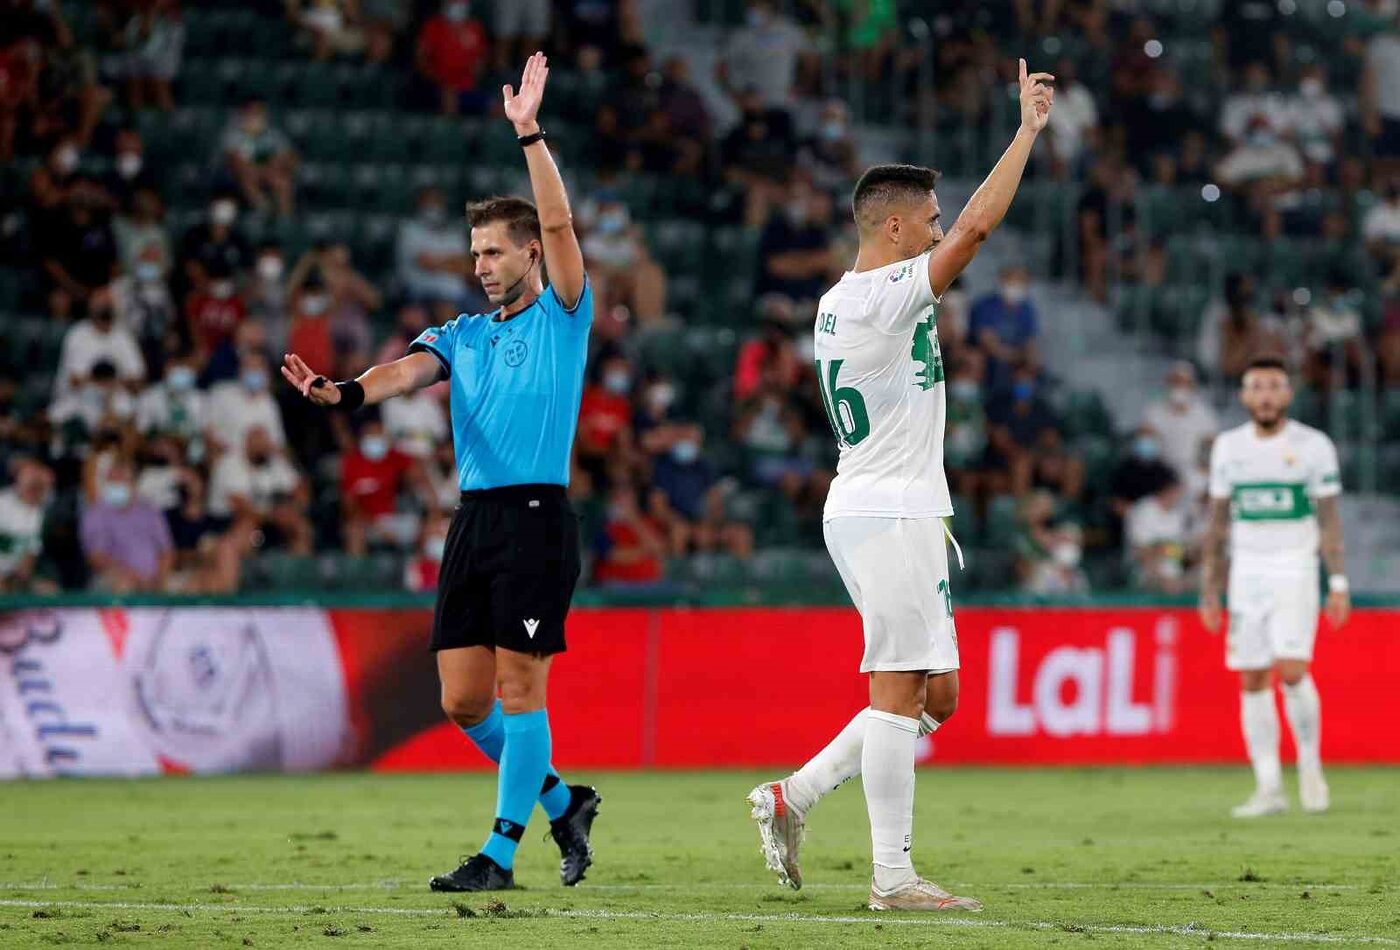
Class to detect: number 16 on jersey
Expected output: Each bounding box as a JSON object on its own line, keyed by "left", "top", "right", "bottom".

{"left": 815, "top": 359, "right": 870, "bottom": 447}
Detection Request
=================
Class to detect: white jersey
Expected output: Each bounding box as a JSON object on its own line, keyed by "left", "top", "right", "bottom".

{"left": 1208, "top": 419, "right": 1340, "bottom": 572}
{"left": 815, "top": 252, "right": 952, "bottom": 519}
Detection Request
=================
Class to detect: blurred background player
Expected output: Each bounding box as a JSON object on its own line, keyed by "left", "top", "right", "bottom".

{"left": 282, "top": 54, "right": 599, "bottom": 892}
{"left": 1199, "top": 355, "right": 1348, "bottom": 818}
{"left": 748, "top": 59, "right": 1054, "bottom": 912}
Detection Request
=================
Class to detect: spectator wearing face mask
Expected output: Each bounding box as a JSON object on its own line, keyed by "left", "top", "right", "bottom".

{"left": 0, "top": 458, "right": 56, "bottom": 594}
{"left": 755, "top": 179, "right": 834, "bottom": 306}
{"left": 184, "top": 259, "right": 247, "bottom": 369}
{"left": 247, "top": 241, "right": 291, "bottom": 347}
{"left": 944, "top": 355, "right": 988, "bottom": 497}
{"left": 286, "top": 270, "right": 336, "bottom": 380}
{"left": 577, "top": 354, "right": 636, "bottom": 479}
{"left": 733, "top": 314, "right": 802, "bottom": 403}
{"left": 55, "top": 285, "right": 146, "bottom": 399}
{"left": 219, "top": 98, "right": 298, "bottom": 216}
{"left": 798, "top": 99, "right": 859, "bottom": 191}
{"left": 80, "top": 458, "right": 173, "bottom": 593}
{"left": 1141, "top": 361, "right": 1219, "bottom": 481}
{"left": 1014, "top": 490, "right": 1089, "bottom": 595}
{"left": 114, "top": 187, "right": 170, "bottom": 284}
{"left": 340, "top": 415, "right": 426, "bottom": 555}
{"left": 633, "top": 373, "right": 680, "bottom": 451}
{"left": 207, "top": 350, "right": 287, "bottom": 452}
{"left": 984, "top": 362, "right": 1060, "bottom": 497}
{"left": 207, "top": 425, "right": 313, "bottom": 567}
{"left": 648, "top": 423, "right": 753, "bottom": 558}
{"left": 1125, "top": 475, "right": 1192, "bottom": 594}
{"left": 179, "top": 195, "right": 251, "bottom": 297}
{"left": 1363, "top": 178, "right": 1400, "bottom": 271}
{"left": 406, "top": 507, "right": 451, "bottom": 593}
{"left": 1109, "top": 425, "right": 1177, "bottom": 532}
{"left": 580, "top": 193, "right": 668, "bottom": 328}
{"left": 136, "top": 352, "right": 207, "bottom": 446}
{"left": 718, "top": 0, "right": 811, "bottom": 110}
{"left": 1285, "top": 65, "right": 1343, "bottom": 167}
{"left": 415, "top": 0, "right": 490, "bottom": 116}
{"left": 970, "top": 265, "right": 1039, "bottom": 387}
{"left": 396, "top": 187, "right": 473, "bottom": 306}
{"left": 105, "top": 128, "right": 160, "bottom": 211}
{"left": 49, "top": 360, "right": 137, "bottom": 449}
{"left": 1215, "top": 114, "right": 1304, "bottom": 190}
{"left": 381, "top": 382, "right": 449, "bottom": 460}
{"left": 592, "top": 482, "right": 668, "bottom": 587}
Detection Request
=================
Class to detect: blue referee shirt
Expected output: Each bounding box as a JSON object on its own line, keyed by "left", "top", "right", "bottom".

{"left": 409, "top": 280, "right": 593, "bottom": 491}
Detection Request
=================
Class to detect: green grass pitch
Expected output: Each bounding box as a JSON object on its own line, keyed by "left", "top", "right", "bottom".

{"left": 1, "top": 768, "right": 1397, "bottom": 948}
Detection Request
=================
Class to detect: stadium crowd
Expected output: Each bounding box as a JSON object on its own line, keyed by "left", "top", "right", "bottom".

{"left": 1, "top": 0, "right": 1397, "bottom": 597}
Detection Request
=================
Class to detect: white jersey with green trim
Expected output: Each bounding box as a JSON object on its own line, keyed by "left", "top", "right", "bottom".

{"left": 1207, "top": 419, "right": 1341, "bottom": 571}
{"left": 814, "top": 251, "right": 952, "bottom": 519}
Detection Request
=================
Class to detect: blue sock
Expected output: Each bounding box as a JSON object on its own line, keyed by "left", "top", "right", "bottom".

{"left": 479, "top": 709, "right": 552, "bottom": 870}
{"left": 461, "top": 701, "right": 572, "bottom": 821}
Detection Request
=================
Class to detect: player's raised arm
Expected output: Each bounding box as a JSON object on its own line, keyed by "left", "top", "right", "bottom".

{"left": 280, "top": 350, "right": 442, "bottom": 410}
{"left": 504, "top": 52, "right": 585, "bottom": 309}
{"left": 928, "top": 59, "right": 1054, "bottom": 296}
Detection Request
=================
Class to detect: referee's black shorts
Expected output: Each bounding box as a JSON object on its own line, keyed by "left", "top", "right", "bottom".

{"left": 429, "top": 484, "right": 582, "bottom": 655}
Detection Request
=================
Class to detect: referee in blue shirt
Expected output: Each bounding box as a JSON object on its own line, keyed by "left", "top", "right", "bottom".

{"left": 283, "top": 54, "right": 598, "bottom": 893}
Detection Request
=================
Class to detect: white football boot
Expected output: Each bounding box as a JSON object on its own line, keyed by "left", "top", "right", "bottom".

{"left": 1299, "top": 767, "right": 1330, "bottom": 813}
{"left": 1231, "top": 787, "right": 1289, "bottom": 818}
{"left": 747, "top": 780, "right": 805, "bottom": 890}
{"left": 869, "top": 877, "right": 983, "bottom": 912}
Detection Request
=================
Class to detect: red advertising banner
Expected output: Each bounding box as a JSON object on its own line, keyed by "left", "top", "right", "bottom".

{"left": 2, "top": 605, "right": 1396, "bottom": 778}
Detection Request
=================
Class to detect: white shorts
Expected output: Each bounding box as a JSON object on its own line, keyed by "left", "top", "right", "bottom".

{"left": 824, "top": 516, "right": 959, "bottom": 674}
{"left": 1226, "top": 568, "right": 1320, "bottom": 670}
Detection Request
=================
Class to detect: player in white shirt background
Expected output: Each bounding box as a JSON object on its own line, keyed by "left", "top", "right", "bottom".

{"left": 1199, "top": 355, "right": 1350, "bottom": 819}
{"left": 748, "top": 58, "right": 1055, "bottom": 913}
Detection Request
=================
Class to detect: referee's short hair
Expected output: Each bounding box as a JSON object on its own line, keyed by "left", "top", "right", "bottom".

{"left": 467, "top": 196, "right": 541, "bottom": 246}
{"left": 852, "top": 164, "right": 941, "bottom": 230}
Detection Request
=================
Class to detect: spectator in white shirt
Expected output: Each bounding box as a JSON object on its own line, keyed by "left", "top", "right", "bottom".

{"left": 1363, "top": 180, "right": 1400, "bottom": 269}
{"left": 54, "top": 285, "right": 146, "bottom": 399}
{"left": 207, "top": 425, "right": 312, "bottom": 553}
{"left": 206, "top": 349, "right": 287, "bottom": 452}
{"left": 1125, "top": 477, "right": 1192, "bottom": 594}
{"left": 381, "top": 386, "right": 449, "bottom": 459}
{"left": 1141, "top": 362, "right": 1220, "bottom": 481}
{"left": 1046, "top": 58, "right": 1098, "bottom": 175}
{"left": 49, "top": 360, "right": 138, "bottom": 437}
{"left": 396, "top": 187, "right": 471, "bottom": 306}
{"left": 717, "top": 0, "right": 811, "bottom": 110}
{"left": 1216, "top": 115, "right": 1304, "bottom": 189}
{"left": 0, "top": 458, "right": 55, "bottom": 593}
{"left": 1219, "top": 62, "right": 1288, "bottom": 146}
{"left": 1284, "top": 65, "right": 1343, "bottom": 166}
{"left": 136, "top": 353, "right": 208, "bottom": 445}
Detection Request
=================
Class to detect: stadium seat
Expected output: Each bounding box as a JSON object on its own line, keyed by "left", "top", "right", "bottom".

{"left": 948, "top": 493, "right": 978, "bottom": 544}
{"left": 985, "top": 495, "right": 1021, "bottom": 548}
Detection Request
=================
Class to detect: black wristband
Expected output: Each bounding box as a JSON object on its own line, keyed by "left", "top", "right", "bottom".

{"left": 518, "top": 129, "right": 546, "bottom": 148}
{"left": 334, "top": 379, "right": 366, "bottom": 412}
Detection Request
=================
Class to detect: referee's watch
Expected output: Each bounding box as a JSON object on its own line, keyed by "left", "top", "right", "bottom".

{"left": 518, "top": 128, "right": 546, "bottom": 148}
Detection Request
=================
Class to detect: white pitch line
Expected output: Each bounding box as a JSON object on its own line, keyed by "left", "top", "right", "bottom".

{"left": 2, "top": 897, "right": 1396, "bottom": 946}
{"left": 0, "top": 880, "right": 1369, "bottom": 893}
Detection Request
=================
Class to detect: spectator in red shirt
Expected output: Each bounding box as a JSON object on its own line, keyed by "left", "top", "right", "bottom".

{"left": 184, "top": 261, "right": 246, "bottom": 370}
{"left": 340, "top": 416, "right": 427, "bottom": 555}
{"left": 733, "top": 314, "right": 802, "bottom": 402}
{"left": 591, "top": 483, "right": 667, "bottom": 586}
{"left": 415, "top": 0, "right": 489, "bottom": 116}
{"left": 576, "top": 353, "right": 635, "bottom": 478}
{"left": 285, "top": 271, "right": 335, "bottom": 380}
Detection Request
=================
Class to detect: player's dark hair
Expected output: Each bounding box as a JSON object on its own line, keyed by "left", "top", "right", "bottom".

{"left": 851, "top": 164, "right": 940, "bottom": 228}
{"left": 467, "top": 196, "right": 542, "bottom": 246}
{"left": 1244, "top": 354, "right": 1288, "bottom": 375}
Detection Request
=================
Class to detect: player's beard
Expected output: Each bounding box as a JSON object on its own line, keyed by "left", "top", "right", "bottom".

{"left": 1251, "top": 406, "right": 1286, "bottom": 432}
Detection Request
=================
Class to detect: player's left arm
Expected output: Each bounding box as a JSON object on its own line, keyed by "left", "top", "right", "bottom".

{"left": 504, "top": 52, "right": 585, "bottom": 309}
{"left": 928, "top": 59, "right": 1053, "bottom": 296}
{"left": 1315, "top": 494, "right": 1350, "bottom": 629}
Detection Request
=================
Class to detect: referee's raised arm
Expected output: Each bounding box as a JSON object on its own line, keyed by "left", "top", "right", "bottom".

{"left": 503, "top": 52, "right": 585, "bottom": 309}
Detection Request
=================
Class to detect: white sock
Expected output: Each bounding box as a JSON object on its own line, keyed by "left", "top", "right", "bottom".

{"left": 786, "top": 709, "right": 942, "bottom": 815}
{"left": 1282, "top": 675, "right": 1323, "bottom": 773}
{"left": 786, "top": 708, "right": 867, "bottom": 814}
{"left": 863, "top": 709, "right": 920, "bottom": 890}
{"left": 1240, "top": 689, "right": 1282, "bottom": 793}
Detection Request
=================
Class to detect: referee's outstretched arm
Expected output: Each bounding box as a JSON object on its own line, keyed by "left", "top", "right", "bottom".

{"left": 504, "top": 51, "right": 585, "bottom": 309}
{"left": 280, "top": 348, "right": 441, "bottom": 410}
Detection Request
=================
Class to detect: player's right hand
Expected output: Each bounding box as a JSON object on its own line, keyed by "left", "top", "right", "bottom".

{"left": 281, "top": 353, "right": 341, "bottom": 406}
{"left": 1018, "top": 58, "right": 1054, "bottom": 134}
{"left": 1198, "top": 591, "right": 1223, "bottom": 633}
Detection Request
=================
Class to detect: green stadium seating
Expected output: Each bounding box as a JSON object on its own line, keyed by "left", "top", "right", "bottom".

{"left": 985, "top": 495, "right": 1021, "bottom": 548}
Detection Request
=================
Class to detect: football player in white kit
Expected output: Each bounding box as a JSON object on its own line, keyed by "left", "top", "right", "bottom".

{"left": 1199, "top": 356, "right": 1350, "bottom": 818}
{"left": 747, "top": 59, "right": 1055, "bottom": 912}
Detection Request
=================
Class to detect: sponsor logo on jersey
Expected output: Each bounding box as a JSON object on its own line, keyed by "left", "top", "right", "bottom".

{"left": 888, "top": 261, "right": 915, "bottom": 283}
{"left": 1232, "top": 483, "right": 1312, "bottom": 520}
